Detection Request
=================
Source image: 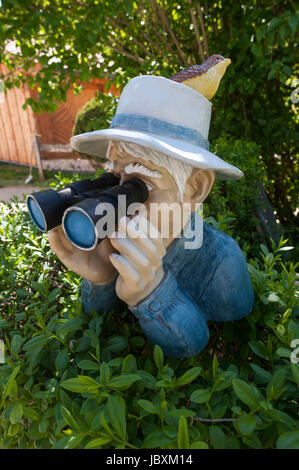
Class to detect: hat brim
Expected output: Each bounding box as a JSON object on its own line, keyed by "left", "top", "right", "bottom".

{"left": 71, "top": 128, "right": 243, "bottom": 181}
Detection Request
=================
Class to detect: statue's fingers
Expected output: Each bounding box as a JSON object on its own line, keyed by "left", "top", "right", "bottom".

{"left": 125, "top": 219, "right": 162, "bottom": 268}
{"left": 109, "top": 252, "right": 143, "bottom": 289}
{"left": 131, "top": 214, "right": 166, "bottom": 258}
{"left": 109, "top": 233, "right": 155, "bottom": 282}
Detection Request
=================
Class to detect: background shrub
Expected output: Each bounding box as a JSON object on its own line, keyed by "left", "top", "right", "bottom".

{"left": 73, "top": 92, "right": 118, "bottom": 136}
{"left": 0, "top": 172, "right": 298, "bottom": 449}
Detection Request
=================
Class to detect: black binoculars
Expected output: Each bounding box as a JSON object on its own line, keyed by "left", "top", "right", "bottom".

{"left": 27, "top": 173, "right": 148, "bottom": 250}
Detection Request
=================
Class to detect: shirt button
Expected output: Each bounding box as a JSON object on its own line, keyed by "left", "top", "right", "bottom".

{"left": 148, "top": 299, "right": 162, "bottom": 313}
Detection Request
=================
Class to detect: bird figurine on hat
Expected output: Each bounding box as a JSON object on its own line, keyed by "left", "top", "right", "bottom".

{"left": 170, "top": 54, "right": 231, "bottom": 100}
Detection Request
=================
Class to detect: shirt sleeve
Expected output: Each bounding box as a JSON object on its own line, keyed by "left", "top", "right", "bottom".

{"left": 81, "top": 275, "right": 124, "bottom": 317}
{"left": 129, "top": 270, "right": 209, "bottom": 358}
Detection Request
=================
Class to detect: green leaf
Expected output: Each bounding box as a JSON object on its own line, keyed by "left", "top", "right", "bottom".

{"left": 212, "top": 354, "right": 218, "bottom": 379}
{"left": 277, "top": 431, "right": 299, "bottom": 449}
{"left": 153, "top": 345, "right": 164, "bottom": 370}
{"left": 48, "top": 288, "right": 60, "bottom": 304}
{"left": 105, "top": 336, "right": 128, "bottom": 353}
{"left": 1, "top": 366, "right": 20, "bottom": 405}
{"left": 266, "top": 368, "right": 286, "bottom": 400}
{"left": 23, "top": 334, "right": 49, "bottom": 352}
{"left": 56, "top": 318, "right": 83, "bottom": 337}
{"left": 177, "top": 416, "right": 189, "bottom": 449}
{"left": 10, "top": 402, "right": 23, "bottom": 424}
{"left": 166, "top": 408, "right": 195, "bottom": 418}
{"left": 11, "top": 334, "right": 23, "bottom": 353}
{"left": 242, "top": 433, "right": 262, "bottom": 449}
{"left": 77, "top": 359, "right": 101, "bottom": 371}
{"left": 209, "top": 426, "right": 227, "bottom": 449}
{"left": 136, "top": 371, "right": 157, "bottom": 388}
{"left": 61, "top": 376, "right": 99, "bottom": 394}
{"left": 190, "top": 389, "right": 211, "bottom": 404}
{"left": 288, "top": 16, "right": 298, "bottom": 34}
{"left": 121, "top": 354, "right": 137, "bottom": 373}
{"left": 279, "top": 24, "right": 288, "bottom": 40}
{"left": 143, "top": 431, "right": 172, "bottom": 449}
{"left": 106, "top": 396, "right": 126, "bottom": 440}
{"left": 237, "top": 414, "right": 256, "bottom": 435}
{"left": 268, "top": 17, "right": 281, "bottom": 30}
{"left": 290, "top": 362, "right": 299, "bottom": 386}
{"left": 250, "top": 364, "right": 272, "bottom": 384}
{"left": 214, "top": 370, "right": 236, "bottom": 391}
{"left": 249, "top": 341, "right": 269, "bottom": 360}
{"left": 60, "top": 405, "right": 79, "bottom": 430}
{"left": 32, "top": 281, "right": 47, "bottom": 297}
{"left": 176, "top": 367, "right": 202, "bottom": 386}
{"left": 85, "top": 437, "right": 114, "bottom": 449}
{"left": 23, "top": 407, "right": 39, "bottom": 421}
{"left": 109, "top": 374, "right": 140, "bottom": 390}
{"left": 100, "top": 362, "right": 110, "bottom": 385}
{"left": 265, "top": 408, "right": 296, "bottom": 426}
{"left": 232, "top": 379, "right": 259, "bottom": 410}
{"left": 54, "top": 434, "right": 84, "bottom": 449}
{"left": 138, "top": 399, "right": 159, "bottom": 415}
{"left": 55, "top": 349, "right": 69, "bottom": 373}
{"left": 251, "top": 43, "right": 262, "bottom": 57}
{"left": 190, "top": 441, "right": 209, "bottom": 449}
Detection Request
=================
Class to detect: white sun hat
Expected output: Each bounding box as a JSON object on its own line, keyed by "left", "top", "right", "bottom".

{"left": 71, "top": 75, "right": 243, "bottom": 180}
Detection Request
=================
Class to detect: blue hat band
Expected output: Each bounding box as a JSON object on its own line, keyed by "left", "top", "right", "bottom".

{"left": 110, "top": 113, "right": 209, "bottom": 150}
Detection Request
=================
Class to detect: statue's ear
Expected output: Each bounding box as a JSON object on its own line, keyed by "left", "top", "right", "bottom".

{"left": 183, "top": 169, "right": 215, "bottom": 204}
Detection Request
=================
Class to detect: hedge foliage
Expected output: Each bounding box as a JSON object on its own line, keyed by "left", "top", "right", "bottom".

{"left": 0, "top": 170, "right": 298, "bottom": 449}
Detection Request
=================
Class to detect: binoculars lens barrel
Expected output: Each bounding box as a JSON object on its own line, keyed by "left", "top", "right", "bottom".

{"left": 63, "top": 208, "right": 96, "bottom": 250}
{"left": 62, "top": 178, "right": 149, "bottom": 250}
{"left": 26, "top": 173, "right": 119, "bottom": 232}
{"left": 27, "top": 194, "right": 47, "bottom": 231}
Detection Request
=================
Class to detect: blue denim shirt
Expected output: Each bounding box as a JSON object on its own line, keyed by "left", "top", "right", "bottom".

{"left": 81, "top": 212, "right": 254, "bottom": 358}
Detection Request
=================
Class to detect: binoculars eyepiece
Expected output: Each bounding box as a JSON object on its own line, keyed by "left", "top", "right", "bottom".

{"left": 27, "top": 173, "right": 149, "bottom": 250}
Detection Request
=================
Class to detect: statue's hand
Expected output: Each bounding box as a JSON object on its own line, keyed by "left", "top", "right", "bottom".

{"left": 48, "top": 225, "right": 117, "bottom": 285}
{"left": 108, "top": 216, "right": 166, "bottom": 307}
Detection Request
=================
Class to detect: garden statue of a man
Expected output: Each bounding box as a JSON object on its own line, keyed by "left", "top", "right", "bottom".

{"left": 49, "top": 55, "right": 254, "bottom": 358}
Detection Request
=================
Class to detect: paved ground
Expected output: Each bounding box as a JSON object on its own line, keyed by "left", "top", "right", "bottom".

{"left": 43, "top": 158, "right": 96, "bottom": 172}
{"left": 0, "top": 185, "right": 39, "bottom": 203}
{"left": 0, "top": 159, "right": 99, "bottom": 203}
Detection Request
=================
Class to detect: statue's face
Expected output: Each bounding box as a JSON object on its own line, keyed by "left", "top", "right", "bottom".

{"left": 108, "top": 142, "right": 186, "bottom": 242}
{"left": 107, "top": 142, "right": 214, "bottom": 244}
{"left": 108, "top": 142, "right": 180, "bottom": 207}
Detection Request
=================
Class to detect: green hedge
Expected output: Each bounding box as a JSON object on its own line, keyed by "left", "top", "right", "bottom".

{"left": 0, "top": 172, "right": 298, "bottom": 449}
{"left": 73, "top": 92, "right": 118, "bottom": 136}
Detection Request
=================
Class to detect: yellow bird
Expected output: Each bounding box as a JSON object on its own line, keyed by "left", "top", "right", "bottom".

{"left": 170, "top": 54, "right": 231, "bottom": 101}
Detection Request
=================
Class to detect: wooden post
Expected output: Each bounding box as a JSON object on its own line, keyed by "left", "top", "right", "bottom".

{"left": 32, "top": 135, "right": 44, "bottom": 181}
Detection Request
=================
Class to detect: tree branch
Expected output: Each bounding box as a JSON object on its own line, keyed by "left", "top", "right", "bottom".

{"left": 106, "top": 17, "right": 153, "bottom": 57}
{"left": 196, "top": 2, "right": 209, "bottom": 56}
{"left": 187, "top": 0, "right": 205, "bottom": 62}
{"left": 150, "top": 0, "right": 188, "bottom": 66}
{"left": 191, "top": 415, "right": 238, "bottom": 422}
{"left": 107, "top": 42, "right": 145, "bottom": 64}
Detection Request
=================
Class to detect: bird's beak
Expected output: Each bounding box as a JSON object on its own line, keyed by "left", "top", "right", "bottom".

{"left": 214, "top": 57, "right": 231, "bottom": 79}
{"left": 223, "top": 58, "right": 231, "bottom": 67}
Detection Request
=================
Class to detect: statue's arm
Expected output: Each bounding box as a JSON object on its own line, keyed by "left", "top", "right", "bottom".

{"left": 81, "top": 276, "right": 124, "bottom": 317}
{"left": 129, "top": 270, "right": 209, "bottom": 358}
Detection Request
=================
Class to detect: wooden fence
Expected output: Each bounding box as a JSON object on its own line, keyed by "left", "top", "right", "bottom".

{"left": 0, "top": 64, "right": 118, "bottom": 169}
